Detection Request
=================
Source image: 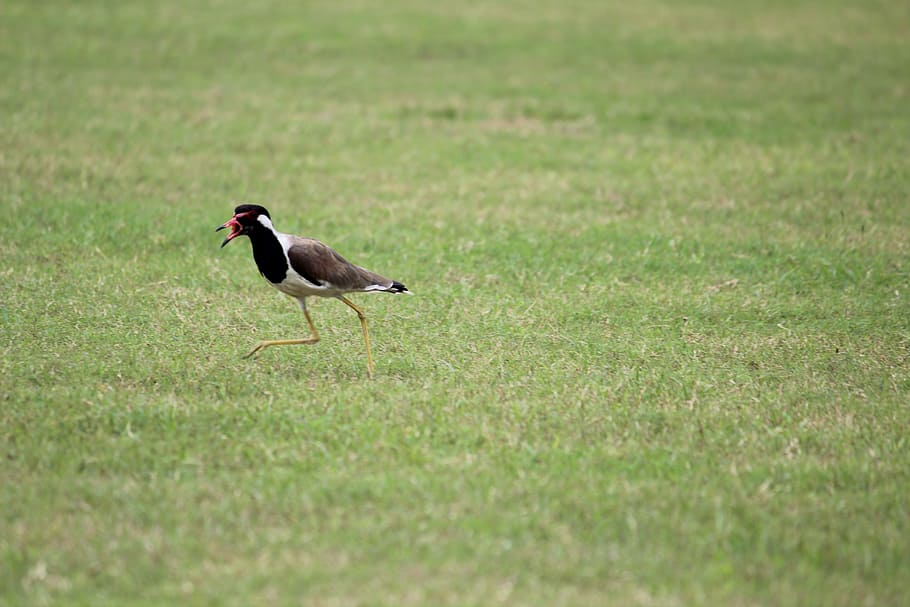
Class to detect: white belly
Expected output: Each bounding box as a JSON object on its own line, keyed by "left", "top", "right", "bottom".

{"left": 268, "top": 268, "right": 341, "bottom": 299}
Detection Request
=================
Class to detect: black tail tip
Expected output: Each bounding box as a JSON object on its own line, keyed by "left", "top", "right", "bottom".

{"left": 390, "top": 281, "right": 410, "bottom": 294}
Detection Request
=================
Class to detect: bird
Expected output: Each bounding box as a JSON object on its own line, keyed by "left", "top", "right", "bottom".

{"left": 217, "top": 203, "right": 409, "bottom": 378}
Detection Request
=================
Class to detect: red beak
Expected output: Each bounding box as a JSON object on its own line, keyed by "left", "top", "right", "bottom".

{"left": 216, "top": 217, "right": 243, "bottom": 248}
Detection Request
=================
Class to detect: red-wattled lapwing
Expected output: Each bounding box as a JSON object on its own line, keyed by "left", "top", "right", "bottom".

{"left": 217, "top": 204, "right": 409, "bottom": 378}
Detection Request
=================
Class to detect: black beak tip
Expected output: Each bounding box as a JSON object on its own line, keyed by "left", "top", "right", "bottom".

{"left": 220, "top": 238, "right": 230, "bottom": 248}
{"left": 215, "top": 225, "right": 226, "bottom": 232}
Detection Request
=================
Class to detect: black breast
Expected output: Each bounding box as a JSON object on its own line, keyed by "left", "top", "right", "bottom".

{"left": 248, "top": 229, "right": 288, "bottom": 284}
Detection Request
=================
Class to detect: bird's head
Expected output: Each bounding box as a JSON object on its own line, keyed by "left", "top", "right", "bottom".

{"left": 216, "top": 204, "right": 271, "bottom": 247}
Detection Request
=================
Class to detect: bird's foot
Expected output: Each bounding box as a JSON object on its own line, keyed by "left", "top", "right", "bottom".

{"left": 243, "top": 338, "right": 320, "bottom": 360}
{"left": 244, "top": 343, "right": 268, "bottom": 359}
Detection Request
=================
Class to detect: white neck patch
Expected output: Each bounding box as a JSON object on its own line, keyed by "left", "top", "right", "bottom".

{"left": 257, "top": 215, "right": 275, "bottom": 230}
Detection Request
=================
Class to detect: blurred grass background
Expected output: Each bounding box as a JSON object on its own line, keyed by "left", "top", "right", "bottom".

{"left": 1, "top": 1, "right": 908, "bottom": 605}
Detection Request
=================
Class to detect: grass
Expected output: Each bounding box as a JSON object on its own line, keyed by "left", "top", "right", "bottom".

{"left": 1, "top": 0, "right": 909, "bottom": 604}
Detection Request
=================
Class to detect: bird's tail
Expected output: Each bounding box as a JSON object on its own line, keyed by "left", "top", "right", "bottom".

{"left": 389, "top": 281, "right": 411, "bottom": 294}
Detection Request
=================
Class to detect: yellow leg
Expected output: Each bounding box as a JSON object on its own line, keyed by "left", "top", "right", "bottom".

{"left": 244, "top": 308, "right": 320, "bottom": 359}
{"left": 339, "top": 296, "right": 374, "bottom": 379}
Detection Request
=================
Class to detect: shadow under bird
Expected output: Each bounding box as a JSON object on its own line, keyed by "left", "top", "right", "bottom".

{"left": 217, "top": 204, "right": 409, "bottom": 378}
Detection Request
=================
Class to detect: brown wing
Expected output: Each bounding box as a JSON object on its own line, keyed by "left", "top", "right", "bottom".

{"left": 287, "top": 238, "right": 393, "bottom": 292}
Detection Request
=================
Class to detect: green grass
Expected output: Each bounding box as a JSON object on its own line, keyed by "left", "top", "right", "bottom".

{"left": 2, "top": 0, "right": 909, "bottom": 605}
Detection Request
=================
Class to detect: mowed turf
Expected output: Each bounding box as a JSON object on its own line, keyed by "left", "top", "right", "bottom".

{"left": 1, "top": 0, "right": 909, "bottom": 605}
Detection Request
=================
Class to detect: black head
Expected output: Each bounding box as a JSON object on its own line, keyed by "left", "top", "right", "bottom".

{"left": 233, "top": 204, "right": 270, "bottom": 220}
{"left": 216, "top": 204, "right": 273, "bottom": 247}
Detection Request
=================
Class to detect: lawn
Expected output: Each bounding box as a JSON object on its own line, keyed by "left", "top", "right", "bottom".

{"left": 1, "top": 0, "right": 909, "bottom": 605}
